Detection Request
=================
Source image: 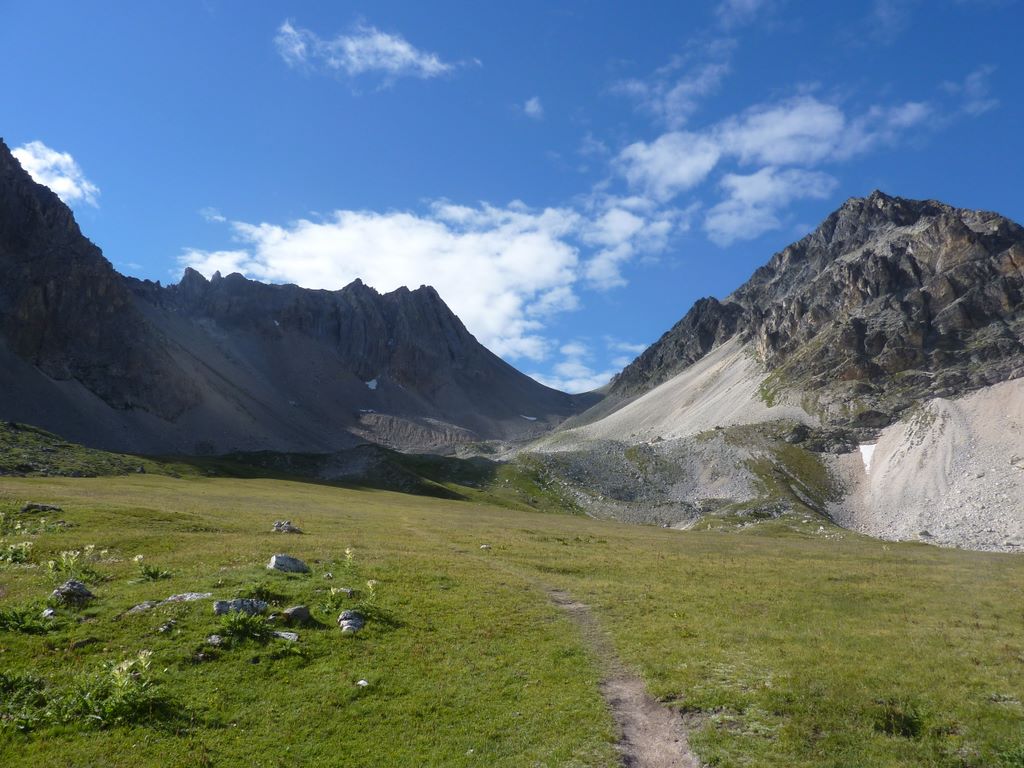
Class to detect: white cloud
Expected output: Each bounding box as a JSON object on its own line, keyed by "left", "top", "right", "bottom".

{"left": 943, "top": 66, "right": 999, "bottom": 116}
{"left": 274, "top": 20, "right": 455, "bottom": 80}
{"left": 717, "top": 97, "right": 847, "bottom": 165}
{"left": 704, "top": 166, "right": 837, "bottom": 245}
{"left": 181, "top": 193, "right": 687, "bottom": 361}
{"left": 12, "top": 141, "right": 100, "bottom": 207}
{"left": 529, "top": 341, "right": 618, "bottom": 393}
{"left": 617, "top": 94, "right": 934, "bottom": 204}
{"left": 617, "top": 132, "right": 721, "bottom": 201}
{"left": 182, "top": 203, "right": 584, "bottom": 361}
{"left": 524, "top": 96, "right": 544, "bottom": 119}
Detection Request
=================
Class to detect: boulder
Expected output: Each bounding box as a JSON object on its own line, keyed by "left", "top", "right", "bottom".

{"left": 267, "top": 554, "right": 310, "bottom": 573}
{"left": 273, "top": 631, "right": 299, "bottom": 642}
{"left": 213, "top": 598, "right": 268, "bottom": 616}
{"left": 51, "top": 579, "right": 93, "bottom": 605}
{"left": 338, "top": 609, "right": 365, "bottom": 634}
{"left": 282, "top": 605, "right": 312, "bottom": 625}
{"left": 21, "top": 502, "right": 62, "bottom": 514}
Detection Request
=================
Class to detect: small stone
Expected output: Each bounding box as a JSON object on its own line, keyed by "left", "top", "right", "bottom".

{"left": 356, "top": 679, "right": 369, "bottom": 687}
{"left": 213, "top": 598, "right": 268, "bottom": 616}
{"left": 206, "top": 634, "right": 223, "bottom": 646}
{"left": 267, "top": 554, "right": 310, "bottom": 573}
{"left": 480, "top": 544, "right": 492, "bottom": 550}
{"left": 272, "top": 520, "right": 303, "bottom": 534}
{"left": 158, "top": 620, "right": 177, "bottom": 633}
{"left": 21, "top": 502, "right": 62, "bottom": 514}
{"left": 273, "top": 631, "right": 299, "bottom": 642}
{"left": 323, "top": 572, "right": 334, "bottom": 580}
{"left": 40, "top": 608, "right": 56, "bottom": 619}
{"left": 282, "top": 605, "right": 312, "bottom": 625}
{"left": 51, "top": 579, "right": 93, "bottom": 605}
{"left": 338, "top": 609, "right": 365, "bottom": 634}
{"left": 127, "top": 600, "right": 160, "bottom": 615}
{"left": 162, "top": 592, "right": 213, "bottom": 604}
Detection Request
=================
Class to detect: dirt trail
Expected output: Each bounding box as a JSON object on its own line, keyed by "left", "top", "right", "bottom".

{"left": 549, "top": 590, "right": 703, "bottom": 768}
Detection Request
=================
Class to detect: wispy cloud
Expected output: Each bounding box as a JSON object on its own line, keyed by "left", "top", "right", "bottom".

{"left": 523, "top": 96, "right": 544, "bottom": 120}
{"left": 274, "top": 20, "right": 457, "bottom": 81}
{"left": 704, "top": 166, "right": 837, "bottom": 245}
{"left": 943, "top": 65, "right": 999, "bottom": 116}
{"left": 199, "top": 206, "right": 226, "bottom": 223}
{"left": 11, "top": 141, "right": 100, "bottom": 207}
{"left": 528, "top": 341, "right": 619, "bottom": 393}
{"left": 612, "top": 39, "right": 734, "bottom": 129}
{"left": 715, "top": 0, "right": 772, "bottom": 28}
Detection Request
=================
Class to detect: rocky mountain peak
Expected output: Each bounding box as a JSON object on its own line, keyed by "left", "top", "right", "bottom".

{"left": 610, "top": 191, "right": 1024, "bottom": 428}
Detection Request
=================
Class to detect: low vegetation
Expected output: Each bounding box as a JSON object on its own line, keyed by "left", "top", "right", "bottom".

{"left": 0, "top": 467, "right": 1021, "bottom": 766}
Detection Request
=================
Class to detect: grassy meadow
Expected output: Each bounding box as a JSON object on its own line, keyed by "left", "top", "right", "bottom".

{"left": 0, "top": 473, "right": 1022, "bottom": 767}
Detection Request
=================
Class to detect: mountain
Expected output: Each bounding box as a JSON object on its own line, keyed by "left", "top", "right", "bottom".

{"left": 0, "top": 138, "right": 594, "bottom": 454}
{"left": 610, "top": 190, "right": 1024, "bottom": 422}
{"left": 533, "top": 191, "right": 1024, "bottom": 552}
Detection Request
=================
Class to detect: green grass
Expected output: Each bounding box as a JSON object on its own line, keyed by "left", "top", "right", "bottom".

{"left": 0, "top": 475, "right": 1022, "bottom": 766}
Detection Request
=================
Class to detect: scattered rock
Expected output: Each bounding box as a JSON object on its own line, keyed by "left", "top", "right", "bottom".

{"left": 338, "top": 610, "right": 365, "bottom": 634}
{"left": 213, "top": 598, "right": 268, "bottom": 616}
{"left": 206, "top": 634, "right": 223, "bottom": 647}
{"left": 356, "top": 679, "right": 369, "bottom": 687}
{"left": 335, "top": 587, "right": 357, "bottom": 598}
{"left": 323, "top": 572, "right": 334, "bottom": 580}
{"left": 158, "top": 620, "right": 177, "bottom": 633}
{"left": 21, "top": 502, "right": 62, "bottom": 514}
{"left": 479, "top": 544, "right": 492, "bottom": 550}
{"left": 267, "top": 554, "right": 310, "bottom": 573}
{"left": 272, "top": 520, "right": 303, "bottom": 534}
{"left": 126, "top": 592, "right": 212, "bottom": 616}
{"left": 51, "top": 579, "right": 93, "bottom": 605}
{"left": 273, "top": 631, "right": 299, "bottom": 642}
{"left": 40, "top": 607, "right": 56, "bottom": 619}
{"left": 163, "top": 592, "right": 213, "bottom": 604}
{"left": 127, "top": 600, "right": 160, "bottom": 615}
{"left": 282, "top": 605, "right": 312, "bottom": 625}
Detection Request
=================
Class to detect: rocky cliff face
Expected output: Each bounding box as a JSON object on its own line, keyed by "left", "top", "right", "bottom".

{"left": 0, "top": 139, "right": 590, "bottom": 454}
{"left": 0, "top": 139, "right": 197, "bottom": 419}
{"left": 610, "top": 191, "right": 1024, "bottom": 426}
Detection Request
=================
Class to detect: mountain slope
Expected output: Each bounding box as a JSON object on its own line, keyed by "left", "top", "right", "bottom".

{"left": 534, "top": 192, "right": 1024, "bottom": 551}
{"left": 0, "top": 138, "right": 593, "bottom": 454}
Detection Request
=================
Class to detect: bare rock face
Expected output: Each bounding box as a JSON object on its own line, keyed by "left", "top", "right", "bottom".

{"left": 0, "top": 139, "right": 198, "bottom": 420}
{"left": 609, "top": 191, "right": 1024, "bottom": 427}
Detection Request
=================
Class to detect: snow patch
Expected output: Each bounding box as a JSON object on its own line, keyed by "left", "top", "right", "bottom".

{"left": 365, "top": 379, "right": 378, "bottom": 391}
{"left": 859, "top": 443, "right": 876, "bottom": 473}
{"left": 520, "top": 415, "right": 538, "bottom": 421}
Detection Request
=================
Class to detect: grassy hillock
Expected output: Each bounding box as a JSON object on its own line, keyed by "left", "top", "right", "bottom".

{"left": 0, "top": 470, "right": 1021, "bottom": 767}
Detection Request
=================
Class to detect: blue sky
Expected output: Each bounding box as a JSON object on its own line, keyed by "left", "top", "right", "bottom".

{"left": 3, "top": 0, "right": 1021, "bottom": 391}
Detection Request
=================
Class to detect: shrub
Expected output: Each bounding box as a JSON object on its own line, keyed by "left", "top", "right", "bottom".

{"left": 219, "top": 611, "right": 271, "bottom": 644}
{"left": 56, "top": 650, "right": 173, "bottom": 728}
{"left": 138, "top": 563, "right": 172, "bottom": 581}
{"left": 0, "top": 604, "right": 55, "bottom": 634}
{"left": 873, "top": 697, "right": 925, "bottom": 739}
{"left": 0, "top": 541, "right": 33, "bottom": 564}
